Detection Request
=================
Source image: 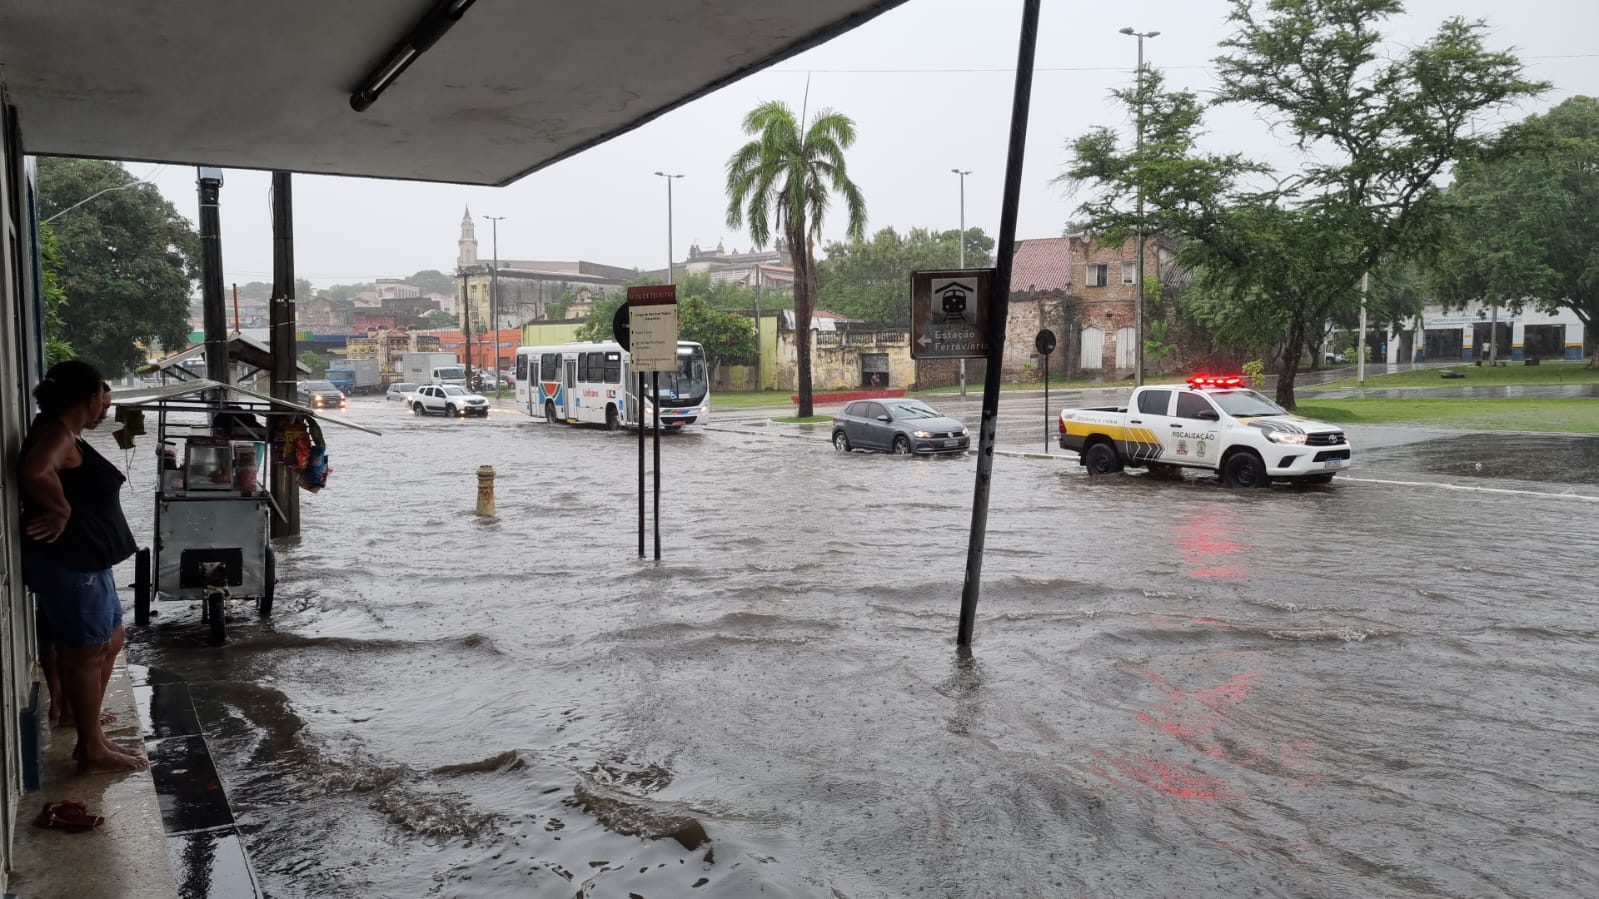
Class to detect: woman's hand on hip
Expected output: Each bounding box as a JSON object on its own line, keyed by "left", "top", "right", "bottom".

{"left": 25, "top": 510, "right": 69, "bottom": 543}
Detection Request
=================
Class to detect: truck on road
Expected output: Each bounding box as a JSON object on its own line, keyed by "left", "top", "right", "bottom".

{"left": 325, "top": 359, "right": 381, "bottom": 395}
{"left": 400, "top": 351, "right": 462, "bottom": 388}
{"left": 1057, "top": 375, "right": 1353, "bottom": 487}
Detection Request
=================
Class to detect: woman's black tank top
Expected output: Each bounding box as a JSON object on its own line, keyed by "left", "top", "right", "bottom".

{"left": 19, "top": 428, "right": 137, "bottom": 572}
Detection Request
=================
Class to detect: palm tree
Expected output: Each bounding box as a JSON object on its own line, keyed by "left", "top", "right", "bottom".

{"left": 726, "top": 101, "right": 867, "bottom": 416}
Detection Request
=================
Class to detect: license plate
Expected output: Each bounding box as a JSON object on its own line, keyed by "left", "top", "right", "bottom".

{"left": 1323, "top": 459, "right": 1343, "bottom": 468}
{"left": 944, "top": 440, "right": 959, "bottom": 447}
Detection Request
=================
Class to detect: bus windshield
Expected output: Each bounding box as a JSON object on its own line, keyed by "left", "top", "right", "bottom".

{"left": 646, "top": 346, "right": 709, "bottom": 403}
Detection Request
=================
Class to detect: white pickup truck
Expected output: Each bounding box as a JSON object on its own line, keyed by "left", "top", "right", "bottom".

{"left": 1057, "top": 376, "right": 1353, "bottom": 487}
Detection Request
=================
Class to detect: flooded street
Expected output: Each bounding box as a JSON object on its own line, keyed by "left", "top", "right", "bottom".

{"left": 117, "top": 396, "right": 1599, "bottom": 898}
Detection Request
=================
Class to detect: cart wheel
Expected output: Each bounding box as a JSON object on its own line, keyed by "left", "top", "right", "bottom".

{"left": 207, "top": 594, "right": 226, "bottom": 645}
{"left": 133, "top": 548, "right": 152, "bottom": 627}
{"left": 258, "top": 549, "right": 276, "bottom": 618}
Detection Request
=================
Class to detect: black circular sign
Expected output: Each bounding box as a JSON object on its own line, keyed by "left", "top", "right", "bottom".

{"left": 1035, "top": 329, "right": 1057, "bottom": 355}
{"left": 612, "top": 304, "right": 631, "bottom": 350}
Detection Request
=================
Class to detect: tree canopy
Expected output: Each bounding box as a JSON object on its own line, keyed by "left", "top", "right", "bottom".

{"left": 37, "top": 158, "right": 200, "bottom": 375}
{"left": 816, "top": 226, "right": 993, "bottom": 327}
{"left": 726, "top": 100, "right": 867, "bottom": 416}
{"left": 407, "top": 269, "right": 456, "bottom": 296}
{"left": 575, "top": 273, "right": 760, "bottom": 373}
{"left": 1429, "top": 95, "right": 1598, "bottom": 364}
{"left": 1059, "top": 0, "right": 1545, "bottom": 406}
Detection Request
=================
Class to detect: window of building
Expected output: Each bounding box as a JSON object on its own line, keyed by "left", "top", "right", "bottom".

{"left": 1085, "top": 263, "right": 1109, "bottom": 287}
{"left": 1122, "top": 261, "right": 1137, "bottom": 285}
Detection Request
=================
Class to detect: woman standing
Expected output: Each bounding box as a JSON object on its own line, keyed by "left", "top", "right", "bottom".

{"left": 18, "top": 360, "right": 144, "bottom": 774}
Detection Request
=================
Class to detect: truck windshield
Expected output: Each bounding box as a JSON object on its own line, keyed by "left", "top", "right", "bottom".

{"left": 1211, "top": 389, "right": 1288, "bottom": 418}
{"left": 435, "top": 367, "right": 465, "bottom": 380}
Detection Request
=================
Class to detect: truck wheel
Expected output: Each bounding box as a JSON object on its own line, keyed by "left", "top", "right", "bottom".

{"left": 545, "top": 401, "right": 559, "bottom": 424}
{"left": 1222, "top": 451, "right": 1270, "bottom": 488}
{"left": 606, "top": 405, "right": 620, "bottom": 431}
{"left": 1083, "top": 441, "right": 1123, "bottom": 475}
{"left": 258, "top": 548, "right": 275, "bottom": 617}
{"left": 207, "top": 594, "right": 226, "bottom": 646}
{"left": 133, "top": 547, "right": 152, "bottom": 627}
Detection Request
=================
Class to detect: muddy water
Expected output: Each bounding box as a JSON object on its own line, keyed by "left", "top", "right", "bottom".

{"left": 119, "top": 400, "right": 1599, "bottom": 898}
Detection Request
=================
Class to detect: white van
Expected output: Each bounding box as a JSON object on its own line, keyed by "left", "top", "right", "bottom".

{"left": 430, "top": 365, "right": 467, "bottom": 386}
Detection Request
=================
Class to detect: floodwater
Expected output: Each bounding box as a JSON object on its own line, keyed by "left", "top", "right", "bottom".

{"left": 116, "top": 398, "right": 1599, "bottom": 898}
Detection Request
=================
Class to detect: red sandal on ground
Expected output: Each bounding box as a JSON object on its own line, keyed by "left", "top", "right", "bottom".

{"left": 35, "top": 800, "right": 104, "bottom": 833}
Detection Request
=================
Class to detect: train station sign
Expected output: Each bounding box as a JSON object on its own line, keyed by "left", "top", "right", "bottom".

{"left": 626, "top": 285, "right": 679, "bottom": 371}
{"left": 910, "top": 268, "right": 993, "bottom": 359}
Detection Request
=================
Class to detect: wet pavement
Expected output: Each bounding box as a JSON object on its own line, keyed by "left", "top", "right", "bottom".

{"left": 113, "top": 395, "right": 1599, "bottom": 898}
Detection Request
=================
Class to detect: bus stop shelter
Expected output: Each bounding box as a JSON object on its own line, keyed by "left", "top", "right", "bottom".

{"left": 0, "top": 0, "right": 907, "bottom": 890}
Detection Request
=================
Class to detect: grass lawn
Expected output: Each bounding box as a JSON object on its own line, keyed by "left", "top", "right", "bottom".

{"left": 1297, "top": 397, "right": 1599, "bottom": 434}
{"left": 714, "top": 390, "right": 796, "bottom": 409}
{"left": 772, "top": 414, "right": 831, "bottom": 423}
{"left": 1317, "top": 360, "right": 1598, "bottom": 389}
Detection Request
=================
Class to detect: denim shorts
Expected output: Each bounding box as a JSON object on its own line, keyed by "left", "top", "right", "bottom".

{"left": 26, "top": 565, "right": 122, "bottom": 647}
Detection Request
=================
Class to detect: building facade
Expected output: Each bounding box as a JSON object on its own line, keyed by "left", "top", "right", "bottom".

{"left": 1385, "top": 302, "right": 1588, "bottom": 364}
{"left": 454, "top": 207, "right": 633, "bottom": 329}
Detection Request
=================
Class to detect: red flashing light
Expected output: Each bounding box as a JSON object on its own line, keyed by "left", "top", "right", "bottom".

{"left": 1188, "top": 375, "right": 1244, "bottom": 388}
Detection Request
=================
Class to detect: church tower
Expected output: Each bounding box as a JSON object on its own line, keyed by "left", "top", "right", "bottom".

{"left": 458, "top": 206, "right": 478, "bottom": 267}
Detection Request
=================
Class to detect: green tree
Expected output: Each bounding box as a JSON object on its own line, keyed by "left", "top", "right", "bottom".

{"left": 38, "top": 222, "right": 77, "bottom": 366}
{"left": 38, "top": 158, "right": 200, "bottom": 375}
{"left": 407, "top": 269, "right": 456, "bottom": 296}
{"left": 235, "top": 280, "right": 274, "bottom": 300}
{"left": 1429, "top": 96, "right": 1599, "bottom": 365}
{"left": 422, "top": 309, "right": 456, "bottom": 329}
{"left": 575, "top": 291, "right": 628, "bottom": 342}
{"left": 726, "top": 101, "right": 867, "bottom": 416}
{"left": 1060, "top": 0, "right": 1544, "bottom": 407}
{"left": 678, "top": 293, "right": 758, "bottom": 374}
{"left": 816, "top": 226, "right": 994, "bottom": 327}
{"left": 298, "top": 350, "right": 329, "bottom": 377}
{"left": 324, "top": 282, "right": 374, "bottom": 302}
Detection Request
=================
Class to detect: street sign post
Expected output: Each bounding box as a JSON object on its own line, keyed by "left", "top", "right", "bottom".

{"left": 910, "top": 269, "right": 994, "bottom": 359}
{"left": 627, "top": 285, "right": 678, "bottom": 561}
{"left": 1036, "top": 329, "right": 1056, "bottom": 453}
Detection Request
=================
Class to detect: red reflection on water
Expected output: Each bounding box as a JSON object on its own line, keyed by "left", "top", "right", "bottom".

{"left": 1173, "top": 507, "right": 1255, "bottom": 577}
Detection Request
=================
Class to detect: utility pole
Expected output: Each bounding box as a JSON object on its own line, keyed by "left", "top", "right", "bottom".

{"left": 269, "top": 171, "right": 300, "bottom": 538}
{"left": 1358, "top": 270, "right": 1368, "bottom": 387}
{"left": 1120, "top": 26, "right": 1159, "bottom": 388}
{"left": 485, "top": 215, "right": 505, "bottom": 394}
{"left": 196, "top": 167, "right": 229, "bottom": 387}
{"left": 952, "top": 168, "right": 972, "bottom": 398}
{"left": 654, "top": 172, "right": 683, "bottom": 284}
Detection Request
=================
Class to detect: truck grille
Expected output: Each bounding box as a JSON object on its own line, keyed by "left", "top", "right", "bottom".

{"left": 1313, "top": 449, "right": 1351, "bottom": 462}
{"left": 1306, "top": 432, "right": 1345, "bottom": 446}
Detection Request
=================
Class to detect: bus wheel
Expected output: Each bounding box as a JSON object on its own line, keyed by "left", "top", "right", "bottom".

{"left": 545, "top": 401, "right": 559, "bottom": 424}
{"left": 605, "top": 405, "right": 620, "bottom": 431}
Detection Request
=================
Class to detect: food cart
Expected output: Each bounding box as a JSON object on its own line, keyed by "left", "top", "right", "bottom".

{"left": 112, "top": 380, "right": 376, "bottom": 645}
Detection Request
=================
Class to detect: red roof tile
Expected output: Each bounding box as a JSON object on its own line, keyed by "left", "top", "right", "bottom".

{"left": 1010, "top": 237, "right": 1074, "bottom": 295}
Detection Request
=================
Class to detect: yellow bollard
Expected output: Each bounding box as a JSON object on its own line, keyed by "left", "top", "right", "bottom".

{"left": 476, "top": 465, "right": 496, "bottom": 516}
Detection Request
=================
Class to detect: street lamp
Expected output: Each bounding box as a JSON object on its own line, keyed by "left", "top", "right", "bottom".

{"left": 951, "top": 168, "right": 972, "bottom": 398}
{"left": 1120, "top": 26, "right": 1158, "bottom": 387}
{"left": 483, "top": 214, "right": 505, "bottom": 395}
{"left": 653, "top": 172, "right": 684, "bottom": 284}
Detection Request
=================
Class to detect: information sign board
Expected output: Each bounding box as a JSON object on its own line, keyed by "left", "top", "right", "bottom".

{"left": 626, "top": 285, "right": 678, "bottom": 371}
{"left": 910, "top": 269, "right": 992, "bottom": 359}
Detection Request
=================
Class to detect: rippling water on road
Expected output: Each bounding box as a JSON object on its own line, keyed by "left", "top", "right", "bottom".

{"left": 120, "top": 399, "right": 1599, "bottom": 898}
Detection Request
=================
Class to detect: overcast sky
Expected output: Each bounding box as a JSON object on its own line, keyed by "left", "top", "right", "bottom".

{"left": 127, "top": 0, "right": 1597, "bottom": 290}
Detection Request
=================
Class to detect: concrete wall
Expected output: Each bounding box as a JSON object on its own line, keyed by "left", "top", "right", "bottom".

{"left": 775, "top": 329, "right": 915, "bottom": 392}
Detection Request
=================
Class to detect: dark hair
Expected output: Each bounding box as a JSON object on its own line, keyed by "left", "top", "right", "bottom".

{"left": 34, "top": 359, "right": 105, "bottom": 417}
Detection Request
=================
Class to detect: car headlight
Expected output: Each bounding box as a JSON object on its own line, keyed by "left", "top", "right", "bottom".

{"left": 1266, "top": 431, "right": 1307, "bottom": 445}
{"left": 960, "top": 426, "right": 969, "bottom": 436}
{"left": 912, "top": 430, "right": 932, "bottom": 438}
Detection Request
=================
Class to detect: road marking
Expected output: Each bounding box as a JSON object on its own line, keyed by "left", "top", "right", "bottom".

{"left": 1340, "top": 475, "right": 1599, "bottom": 502}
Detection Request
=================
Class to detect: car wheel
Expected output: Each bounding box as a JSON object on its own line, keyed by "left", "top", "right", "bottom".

{"left": 545, "top": 400, "right": 559, "bottom": 424}
{"left": 606, "top": 405, "right": 620, "bottom": 431}
{"left": 1083, "top": 441, "right": 1123, "bottom": 475}
{"left": 412, "top": 402, "right": 424, "bottom": 416}
{"left": 447, "top": 404, "right": 458, "bottom": 418}
{"left": 833, "top": 430, "right": 851, "bottom": 452}
{"left": 892, "top": 435, "right": 911, "bottom": 455}
{"left": 1222, "top": 451, "right": 1270, "bottom": 488}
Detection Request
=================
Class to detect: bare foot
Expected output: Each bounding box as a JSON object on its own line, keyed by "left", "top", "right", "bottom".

{"left": 99, "top": 711, "right": 118, "bottom": 726}
{"left": 77, "top": 747, "right": 148, "bottom": 775}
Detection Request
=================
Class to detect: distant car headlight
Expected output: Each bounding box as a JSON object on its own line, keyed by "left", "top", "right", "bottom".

{"left": 1266, "top": 431, "right": 1307, "bottom": 445}
{"left": 912, "top": 430, "right": 932, "bottom": 438}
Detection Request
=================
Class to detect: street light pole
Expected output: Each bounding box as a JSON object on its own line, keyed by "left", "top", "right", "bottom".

{"left": 952, "top": 168, "right": 972, "bottom": 398}
{"left": 484, "top": 214, "right": 505, "bottom": 395}
{"left": 654, "top": 172, "right": 684, "bottom": 284}
{"left": 1120, "top": 26, "right": 1158, "bottom": 388}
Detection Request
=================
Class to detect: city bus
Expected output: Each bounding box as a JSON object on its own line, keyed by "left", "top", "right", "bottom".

{"left": 513, "top": 340, "right": 710, "bottom": 429}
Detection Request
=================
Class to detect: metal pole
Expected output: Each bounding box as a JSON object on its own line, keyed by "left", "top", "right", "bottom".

{"left": 754, "top": 268, "right": 764, "bottom": 391}
{"left": 1358, "top": 270, "right": 1369, "bottom": 386}
{"left": 955, "top": 168, "right": 970, "bottom": 399}
{"left": 463, "top": 268, "right": 474, "bottom": 385}
{"left": 1043, "top": 353, "right": 1050, "bottom": 453}
{"left": 1133, "top": 35, "right": 1145, "bottom": 388}
{"left": 652, "top": 371, "right": 661, "bottom": 561}
{"left": 486, "top": 215, "right": 505, "bottom": 394}
{"left": 958, "top": 0, "right": 1041, "bottom": 647}
{"left": 196, "top": 168, "right": 228, "bottom": 386}
{"left": 269, "top": 171, "right": 300, "bottom": 538}
{"left": 638, "top": 371, "right": 645, "bottom": 558}
{"left": 1490, "top": 299, "right": 1499, "bottom": 366}
{"left": 655, "top": 172, "right": 683, "bottom": 284}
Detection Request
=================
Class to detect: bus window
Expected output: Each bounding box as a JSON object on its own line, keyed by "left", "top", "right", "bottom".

{"left": 604, "top": 352, "right": 621, "bottom": 383}
{"left": 516, "top": 354, "right": 529, "bottom": 380}
{"left": 541, "top": 354, "right": 558, "bottom": 381}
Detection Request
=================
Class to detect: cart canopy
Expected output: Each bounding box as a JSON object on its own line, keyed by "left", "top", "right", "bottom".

{"left": 110, "top": 380, "right": 381, "bottom": 436}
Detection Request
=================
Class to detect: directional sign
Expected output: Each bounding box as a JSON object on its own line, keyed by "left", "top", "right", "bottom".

{"left": 626, "top": 285, "right": 678, "bottom": 371}
{"left": 910, "top": 268, "right": 992, "bottom": 359}
{"left": 1035, "top": 329, "right": 1056, "bottom": 355}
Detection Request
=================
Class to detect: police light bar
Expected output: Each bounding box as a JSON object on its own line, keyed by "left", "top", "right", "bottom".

{"left": 1188, "top": 375, "right": 1244, "bottom": 388}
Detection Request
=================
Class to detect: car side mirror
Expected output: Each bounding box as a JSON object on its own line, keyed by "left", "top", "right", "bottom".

{"left": 1197, "top": 409, "right": 1220, "bottom": 421}
{"left": 877, "top": 414, "right": 891, "bottom": 422}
